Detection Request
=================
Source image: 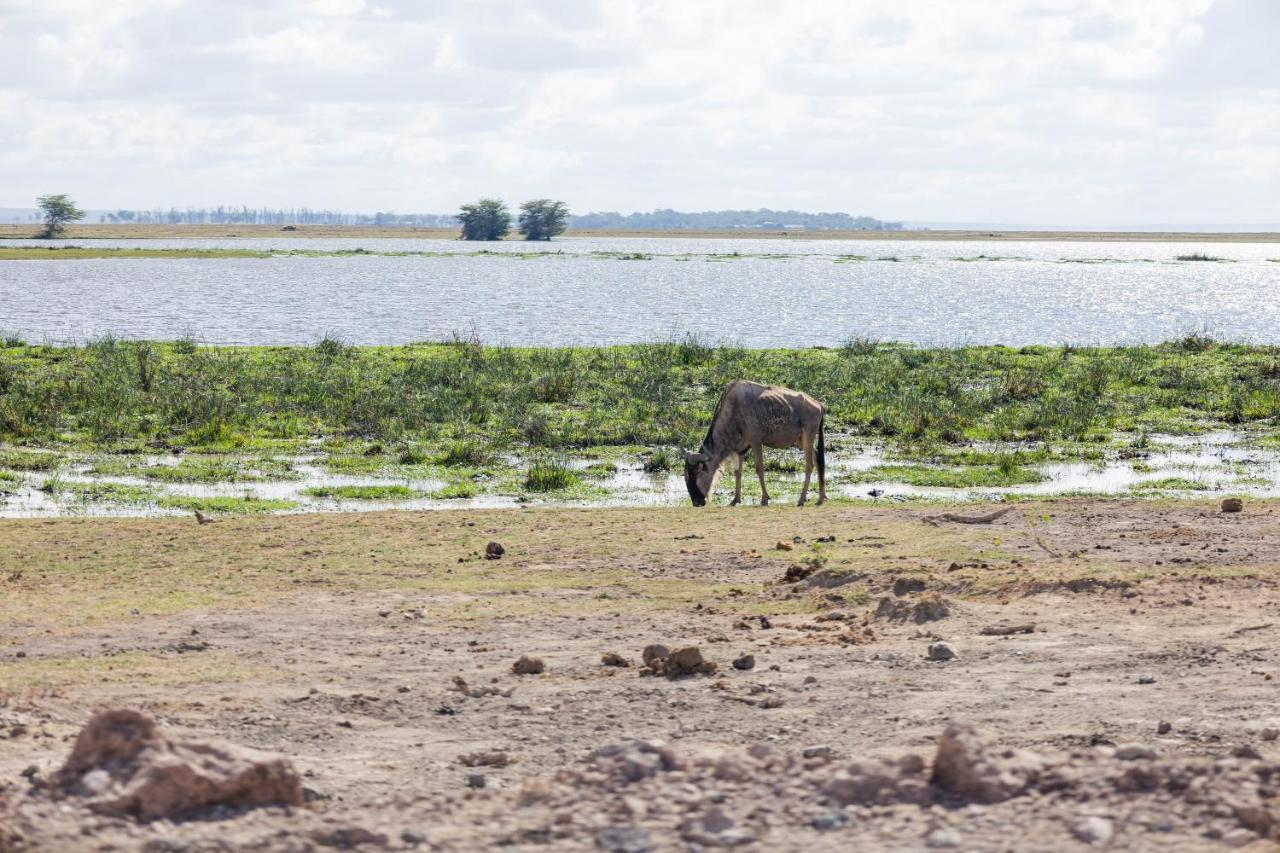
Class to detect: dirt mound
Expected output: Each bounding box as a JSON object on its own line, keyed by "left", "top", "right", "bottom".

{"left": 640, "top": 645, "right": 716, "bottom": 677}
{"left": 49, "top": 709, "right": 302, "bottom": 821}
{"left": 874, "top": 591, "right": 951, "bottom": 623}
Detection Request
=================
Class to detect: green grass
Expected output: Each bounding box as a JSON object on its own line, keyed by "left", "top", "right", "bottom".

{"left": 1129, "top": 477, "right": 1212, "bottom": 493}
{"left": 850, "top": 463, "right": 1046, "bottom": 488}
{"left": 2, "top": 338, "right": 1280, "bottom": 474}
{"left": 525, "top": 457, "right": 579, "bottom": 492}
{"left": 301, "top": 484, "right": 421, "bottom": 500}
{"left": 0, "top": 449, "right": 61, "bottom": 471}
{"left": 431, "top": 481, "right": 479, "bottom": 499}
{"left": 89, "top": 456, "right": 297, "bottom": 483}
{"left": 156, "top": 495, "right": 299, "bottom": 514}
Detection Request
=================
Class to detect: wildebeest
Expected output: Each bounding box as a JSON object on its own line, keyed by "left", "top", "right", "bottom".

{"left": 683, "top": 380, "right": 826, "bottom": 507}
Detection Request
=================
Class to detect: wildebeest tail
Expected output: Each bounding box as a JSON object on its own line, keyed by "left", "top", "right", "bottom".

{"left": 817, "top": 416, "right": 826, "bottom": 480}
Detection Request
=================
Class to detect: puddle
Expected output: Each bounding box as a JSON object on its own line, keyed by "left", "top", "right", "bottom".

{"left": 1, "top": 431, "right": 1276, "bottom": 517}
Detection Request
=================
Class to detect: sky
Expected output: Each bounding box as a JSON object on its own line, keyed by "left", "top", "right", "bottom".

{"left": 1, "top": 0, "right": 1277, "bottom": 225}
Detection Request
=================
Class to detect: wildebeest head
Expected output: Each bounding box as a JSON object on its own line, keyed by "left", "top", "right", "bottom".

{"left": 683, "top": 451, "right": 712, "bottom": 507}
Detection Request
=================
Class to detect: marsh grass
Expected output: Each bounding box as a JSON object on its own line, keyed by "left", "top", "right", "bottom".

{"left": 156, "top": 494, "right": 298, "bottom": 513}
{"left": 431, "top": 481, "right": 479, "bottom": 499}
{"left": 302, "top": 484, "right": 420, "bottom": 500}
{"left": 1176, "top": 253, "right": 1224, "bottom": 262}
{"left": 851, "top": 463, "right": 1045, "bottom": 488}
{"left": 3, "top": 339, "right": 1280, "bottom": 471}
{"left": 525, "top": 456, "right": 579, "bottom": 492}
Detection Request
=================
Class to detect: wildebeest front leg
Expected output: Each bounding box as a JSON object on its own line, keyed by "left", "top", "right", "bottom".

{"left": 798, "top": 434, "right": 813, "bottom": 506}
{"left": 754, "top": 444, "right": 770, "bottom": 506}
{"left": 731, "top": 454, "right": 743, "bottom": 506}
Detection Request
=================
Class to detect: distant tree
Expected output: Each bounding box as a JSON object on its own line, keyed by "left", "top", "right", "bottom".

{"left": 517, "top": 199, "right": 569, "bottom": 241}
{"left": 457, "top": 198, "right": 511, "bottom": 241}
{"left": 36, "top": 193, "right": 85, "bottom": 238}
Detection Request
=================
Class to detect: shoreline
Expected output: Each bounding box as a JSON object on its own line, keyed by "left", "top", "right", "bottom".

{"left": 2, "top": 223, "right": 1279, "bottom": 242}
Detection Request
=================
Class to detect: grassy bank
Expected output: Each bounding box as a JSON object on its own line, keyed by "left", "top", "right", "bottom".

{"left": 1, "top": 337, "right": 1277, "bottom": 458}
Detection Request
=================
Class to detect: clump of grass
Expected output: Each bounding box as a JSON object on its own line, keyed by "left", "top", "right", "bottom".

{"left": 642, "top": 447, "right": 680, "bottom": 473}
{"left": 436, "top": 440, "right": 490, "bottom": 467}
{"left": 302, "top": 484, "right": 419, "bottom": 500}
{"left": 57, "top": 481, "right": 155, "bottom": 504}
{"left": 156, "top": 495, "right": 298, "bottom": 514}
{"left": 314, "top": 332, "right": 352, "bottom": 357}
{"left": 525, "top": 456, "right": 579, "bottom": 492}
{"left": 1129, "top": 477, "right": 1211, "bottom": 493}
{"left": 1176, "top": 253, "right": 1222, "bottom": 262}
{"left": 0, "top": 449, "right": 61, "bottom": 471}
{"left": 852, "top": 463, "right": 1045, "bottom": 488}
{"left": 841, "top": 336, "right": 879, "bottom": 356}
{"left": 397, "top": 446, "right": 428, "bottom": 465}
{"left": 431, "top": 481, "right": 478, "bottom": 499}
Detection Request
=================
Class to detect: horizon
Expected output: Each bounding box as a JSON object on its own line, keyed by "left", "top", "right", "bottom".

{"left": 2, "top": 1, "right": 1277, "bottom": 226}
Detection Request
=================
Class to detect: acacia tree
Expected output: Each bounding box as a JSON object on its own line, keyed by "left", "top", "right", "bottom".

{"left": 36, "top": 193, "right": 85, "bottom": 238}
{"left": 517, "top": 199, "right": 569, "bottom": 241}
{"left": 457, "top": 198, "right": 511, "bottom": 240}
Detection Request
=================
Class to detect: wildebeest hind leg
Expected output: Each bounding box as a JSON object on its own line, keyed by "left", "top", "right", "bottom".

{"left": 731, "top": 455, "right": 743, "bottom": 505}
{"left": 798, "top": 433, "right": 814, "bottom": 506}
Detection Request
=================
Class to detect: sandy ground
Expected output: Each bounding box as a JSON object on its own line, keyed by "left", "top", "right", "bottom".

{"left": 2, "top": 499, "right": 1279, "bottom": 850}
{"left": 2, "top": 224, "right": 1278, "bottom": 242}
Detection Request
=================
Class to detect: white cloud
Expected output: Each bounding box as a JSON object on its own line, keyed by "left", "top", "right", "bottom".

{"left": 0, "top": 0, "right": 1275, "bottom": 224}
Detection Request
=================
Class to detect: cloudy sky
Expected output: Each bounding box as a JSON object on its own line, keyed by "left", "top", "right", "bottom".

{"left": 1, "top": 0, "right": 1276, "bottom": 225}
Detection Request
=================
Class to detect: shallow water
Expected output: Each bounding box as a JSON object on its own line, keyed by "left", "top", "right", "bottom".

{"left": 3, "top": 432, "right": 1275, "bottom": 518}
{"left": 1, "top": 237, "right": 1278, "bottom": 346}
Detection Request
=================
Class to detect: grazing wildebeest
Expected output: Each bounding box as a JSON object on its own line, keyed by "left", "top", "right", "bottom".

{"left": 684, "top": 380, "right": 826, "bottom": 507}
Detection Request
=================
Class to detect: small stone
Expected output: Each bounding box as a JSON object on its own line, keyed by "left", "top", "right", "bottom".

{"left": 1223, "top": 828, "right": 1257, "bottom": 848}
{"left": 927, "top": 642, "right": 957, "bottom": 662}
{"left": 758, "top": 695, "right": 785, "bottom": 709}
{"left": 1157, "top": 721, "right": 1172, "bottom": 734}
{"left": 602, "top": 652, "right": 631, "bottom": 667}
{"left": 1260, "top": 728, "right": 1278, "bottom": 742}
{"left": 401, "top": 830, "right": 428, "bottom": 846}
{"left": 302, "top": 784, "right": 331, "bottom": 802}
{"left": 512, "top": 655, "right": 545, "bottom": 675}
{"left": 811, "top": 812, "right": 848, "bottom": 831}
{"left": 596, "top": 826, "right": 655, "bottom": 853}
{"left": 926, "top": 828, "right": 962, "bottom": 848}
{"left": 1221, "top": 497, "right": 1244, "bottom": 513}
{"left": 641, "top": 645, "right": 670, "bottom": 668}
{"left": 484, "top": 541, "right": 505, "bottom": 559}
{"left": 732, "top": 654, "right": 755, "bottom": 671}
{"left": 802, "top": 745, "right": 834, "bottom": 759}
{"left": 466, "top": 774, "right": 486, "bottom": 789}
{"left": 1137, "top": 675, "right": 1157, "bottom": 684}
{"left": 1114, "top": 744, "right": 1156, "bottom": 761}
{"left": 775, "top": 541, "right": 793, "bottom": 551}
{"left": 1069, "top": 816, "right": 1113, "bottom": 846}
{"left": 1232, "top": 743, "right": 1262, "bottom": 760}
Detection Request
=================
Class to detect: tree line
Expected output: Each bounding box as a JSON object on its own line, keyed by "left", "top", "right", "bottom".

{"left": 31, "top": 194, "right": 898, "bottom": 239}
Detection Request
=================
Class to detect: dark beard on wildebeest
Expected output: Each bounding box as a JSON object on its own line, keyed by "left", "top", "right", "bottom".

{"left": 685, "top": 462, "right": 707, "bottom": 506}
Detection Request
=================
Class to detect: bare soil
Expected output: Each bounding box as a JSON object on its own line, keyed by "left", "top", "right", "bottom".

{"left": 2, "top": 499, "right": 1279, "bottom": 850}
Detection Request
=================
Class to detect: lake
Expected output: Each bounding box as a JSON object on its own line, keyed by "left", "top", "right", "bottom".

{"left": 1, "top": 236, "right": 1278, "bottom": 347}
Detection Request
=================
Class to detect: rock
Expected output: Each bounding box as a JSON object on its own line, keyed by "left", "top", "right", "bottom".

{"left": 1261, "top": 728, "right": 1278, "bottom": 742}
{"left": 641, "top": 644, "right": 670, "bottom": 668}
{"left": 926, "top": 828, "right": 962, "bottom": 848}
{"left": 512, "top": 655, "right": 545, "bottom": 675}
{"left": 811, "top": 812, "right": 848, "bottom": 831}
{"left": 596, "top": 826, "right": 655, "bottom": 853}
{"left": 1069, "top": 816, "right": 1113, "bottom": 846}
{"left": 1114, "top": 744, "right": 1156, "bottom": 761}
{"left": 302, "top": 784, "right": 331, "bottom": 802}
{"left": 466, "top": 774, "right": 486, "bottom": 789}
{"left": 802, "top": 745, "right": 834, "bottom": 759}
{"left": 51, "top": 709, "right": 302, "bottom": 820}
{"left": 484, "top": 541, "right": 505, "bottom": 559}
{"left": 782, "top": 563, "right": 816, "bottom": 583}
{"left": 927, "top": 642, "right": 958, "bottom": 662}
{"left": 602, "top": 652, "right": 632, "bottom": 667}
{"left": 1221, "top": 497, "right": 1244, "bottom": 513}
{"left": 826, "top": 754, "right": 930, "bottom": 806}
{"left": 1223, "top": 828, "right": 1258, "bottom": 848}
{"left": 931, "top": 722, "right": 1043, "bottom": 803}
{"left": 758, "top": 695, "right": 784, "bottom": 709}
{"left": 401, "top": 830, "right": 428, "bottom": 846}
{"left": 1232, "top": 743, "right": 1262, "bottom": 760}
{"left": 775, "top": 541, "right": 793, "bottom": 551}
{"left": 665, "top": 646, "right": 716, "bottom": 677}
{"left": 732, "top": 654, "right": 755, "bottom": 671}
{"left": 1137, "top": 675, "right": 1157, "bottom": 685}
{"left": 310, "top": 827, "right": 389, "bottom": 848}
{"left": 1157, "top": 721, "right": 1172, "bottom": 735}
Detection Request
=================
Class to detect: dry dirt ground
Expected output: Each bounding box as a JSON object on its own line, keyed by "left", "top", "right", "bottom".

{"left": 2, "top": 499, "right": 1279, "bottom": 851}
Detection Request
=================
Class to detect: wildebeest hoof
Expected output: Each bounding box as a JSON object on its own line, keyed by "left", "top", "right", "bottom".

{"left": 760, "top": 497, "right": 770, "bottom": 506}
{"left": 729, "top": 498, "right": 740, "bottom": 506}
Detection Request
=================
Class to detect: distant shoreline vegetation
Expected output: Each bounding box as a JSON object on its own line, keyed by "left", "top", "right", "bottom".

{"left": 14, "top": 206, "right": 901, "bottom": 231}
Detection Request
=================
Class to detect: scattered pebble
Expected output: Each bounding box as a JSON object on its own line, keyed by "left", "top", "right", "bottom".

{"left": 732, "top": 654, "right": 755, "bottom": 671}
{"left": 927, "top": 642, "right": 957, "bottom": 662}
{"left": 512, "top": 656, "right": 545, "bottom": 675}
{"left": 1069, "top": 816, "right": 1113, "bottom": 846}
